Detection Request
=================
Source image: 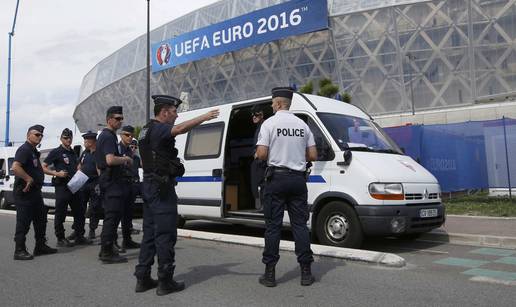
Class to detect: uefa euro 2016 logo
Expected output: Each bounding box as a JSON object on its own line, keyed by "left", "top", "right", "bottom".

{"left": 156, "top": 43, "right": 171, "bottom": 66}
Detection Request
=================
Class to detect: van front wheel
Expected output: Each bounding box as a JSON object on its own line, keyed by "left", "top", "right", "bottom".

{"left": 315, "top": 201, "right": 363, "bottom": 248}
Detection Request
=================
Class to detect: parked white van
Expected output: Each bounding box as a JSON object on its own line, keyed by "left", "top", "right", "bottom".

{"left": 173, "top": 93, "right": 445, "bottom": 248}
{"left": 0, "top": 147, "right": 17, "bottom": 209}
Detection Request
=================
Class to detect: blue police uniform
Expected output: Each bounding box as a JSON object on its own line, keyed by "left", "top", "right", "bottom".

{"left": 256, "top": 87, "right": 316, "bottom": 287}
{"left": 44, "top": 134, "right": 83, "bottom": 243}
{"left": 13, "top": 125, "right": 57, "bottom": 260}
{"left": 95, "top": 124, "right": 127, "bottom": 262}
{"left": 78, "top": 148, "right": 102, "bottom": 237}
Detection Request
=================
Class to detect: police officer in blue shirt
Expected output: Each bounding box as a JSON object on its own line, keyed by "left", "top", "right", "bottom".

{"left": 77, "top": 131, "right": 102, "bottom": 240}
{"left": 116, "top": 125, "right": 140, "bottom": 250}
{"left": 256, "top": 87, "right": 318, "bottom": 287}
{"left": 96, "top": 106, "right": 133, "bottom": 264}
{"left": 134, "top": 95, "right": 219, "bottom": 295}
{"left": 43, "top": 128, "right": 91, "bottom": 246}
{"left": 12, "top": 125, "right": 57, "bottom": 260}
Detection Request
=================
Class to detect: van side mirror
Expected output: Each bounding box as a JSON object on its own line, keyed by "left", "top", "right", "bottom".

{"left": 0, "top": 169, "right": 5, "bottom": 178}
{"left": 336, "top": 150, "right": 352, "bottom": 166}
{"left": 4, "top": 175, "right": 10, "bottom": 182}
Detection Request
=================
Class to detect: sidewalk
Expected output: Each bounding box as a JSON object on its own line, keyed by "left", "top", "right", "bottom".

{"left": 420, "top": 215, "right": 516, "bottom": 249}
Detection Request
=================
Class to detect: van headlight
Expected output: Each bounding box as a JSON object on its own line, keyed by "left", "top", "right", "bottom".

{"left": 369, "top": 183, "right": 404, "bottom": 200}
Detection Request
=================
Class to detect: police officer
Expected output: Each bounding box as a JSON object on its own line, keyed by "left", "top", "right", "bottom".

{"left": 12, "top": 125, "right": 58, "bottom": 260}
{"left": 250, "top": 104, "right": 267, "bottom": 211}
{"left": 134, "top": 95, "right": 219, "bottom": 295}
{"left": 96, "top": 106, "right": 133, "bottom": 264}
{"left": 116, "top": 125, "right": 140, "bottom": 250}
{"left": 256, "top": 87, "right": 318, "bottom": 287}
{"left": 43, "top": 128, "right": 91, "bottom": 246}
{"left": 77, "top": 131, "right": 102, "bottom": 240}
{"left": 129, "top": 138, "right": 142, "bottom": 236}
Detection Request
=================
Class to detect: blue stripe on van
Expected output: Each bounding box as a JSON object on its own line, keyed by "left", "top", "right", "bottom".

{"left": 175, "top": 175, "right": 326, "bottom": 183}
{"left": 176, "top": 176, "right": 222, "bottom": 182}
{"left": 308, "top": 175, "right": 326, "bottom": 183}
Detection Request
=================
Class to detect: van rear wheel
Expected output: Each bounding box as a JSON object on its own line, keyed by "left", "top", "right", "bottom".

{"left": 315, "top": 201, "right": 363, "bottom": 248}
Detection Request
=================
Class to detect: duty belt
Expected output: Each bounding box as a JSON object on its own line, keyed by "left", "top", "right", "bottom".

{"left": 270, "top": 166, "right": 304, "bottom": 175}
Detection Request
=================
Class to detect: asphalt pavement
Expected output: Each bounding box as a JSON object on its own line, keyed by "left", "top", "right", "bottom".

{"left": 1, "top": 213, "right": 516, "bottom": 307}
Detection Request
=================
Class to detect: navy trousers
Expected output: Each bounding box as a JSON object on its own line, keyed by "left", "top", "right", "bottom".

{"left": 54, "top": 185, "right": 83, "bottom": 238}
{"left": 14, "top": 190, "right": 47, "bottom": 244}
{"left": 262, "top": 172, "right": 314, "bottom": 265}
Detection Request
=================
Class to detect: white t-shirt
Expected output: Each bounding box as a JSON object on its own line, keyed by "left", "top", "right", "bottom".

{"left": 256, "top": 110, "right": 315, "bottom": 171}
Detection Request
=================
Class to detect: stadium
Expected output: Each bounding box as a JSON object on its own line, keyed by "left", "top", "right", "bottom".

{"left": 73, "top": 0, "right": 516, "bottom": 131}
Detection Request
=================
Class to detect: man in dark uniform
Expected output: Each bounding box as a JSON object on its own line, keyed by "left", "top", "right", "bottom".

{"left": 77, "top": 131, "right": 102, "bottom": 240}
{"left": 96, "top": 106, "right": 133, "bottom": 264}
{"left": 116, "top": 125, "right": 140, "bottom": 250}
{"left": 43, "top": 128, "right": 90, "bottom": 246}
{"left": 12, "top": 125, "right": 57, "bottom": 260}
{"left": 250, "top": 104, "right": 267, "bottom": 211}
{"left": 134, "top": 95, "right": 219, "bottom": 295}
{"left": 256, "top": 87, "right": 318, "bottom": 287}
{"left": 129, "top": 138, "right": 142, "bottom": 236}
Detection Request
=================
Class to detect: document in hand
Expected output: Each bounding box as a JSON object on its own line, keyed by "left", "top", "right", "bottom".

{"left": 67, "top": 170, "right": 89, "bottom": 194}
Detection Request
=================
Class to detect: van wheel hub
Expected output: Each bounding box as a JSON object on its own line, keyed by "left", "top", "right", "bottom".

{"left": 326, "top": 215, "right": 349, "bottom": 241}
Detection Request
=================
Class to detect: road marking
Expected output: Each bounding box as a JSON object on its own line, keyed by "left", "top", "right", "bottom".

{"left": 494, "top": 257, "right": 516, "bottom": 266}
{"left": 434, "top": 257, "right": 490, "bottom": 268}
{"left": 393, "top": 246, "right": 449, "bottom": 255}
{"left": 469, "top": 276, "right": 516, "bottom": 286}
{"left": 463, "top": 268, "right": 516, "bottom": 281}
{"left": 470, "top": 247, "right": 516, "bottom": 257}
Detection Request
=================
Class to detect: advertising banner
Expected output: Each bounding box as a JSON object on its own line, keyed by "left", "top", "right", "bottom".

{"left": 152, "top": 0, "right": 328, "bottom": 72}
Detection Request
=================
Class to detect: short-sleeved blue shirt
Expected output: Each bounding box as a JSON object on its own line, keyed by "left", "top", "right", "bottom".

{"left": 79, "top": 149, "right": 98, "bottom": 179}
{"left": 95, "top": 128, "right": 120, "bottom": 170}
{"left": 43, "top": 145, "right": 78, "bottom": 179}
{"left": 14, "top": 141, "right": 44, "bottom": 187}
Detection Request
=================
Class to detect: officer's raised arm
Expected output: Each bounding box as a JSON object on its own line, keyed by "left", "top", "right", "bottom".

{"left": 171, "top": 109, "right": 219, "bottom": 136}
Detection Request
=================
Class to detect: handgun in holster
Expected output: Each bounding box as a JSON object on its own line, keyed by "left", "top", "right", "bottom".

{"left": 305, "top": 162, "right": 313, "bottom": 182}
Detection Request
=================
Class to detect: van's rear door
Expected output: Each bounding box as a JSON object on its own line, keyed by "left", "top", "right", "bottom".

{"left": 176, "top": 118, "right": 228, "bottom": 218}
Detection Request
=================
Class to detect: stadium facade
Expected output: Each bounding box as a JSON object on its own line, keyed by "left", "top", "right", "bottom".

{"left": 73, "top": 0, "right": 516, "bottom": 131}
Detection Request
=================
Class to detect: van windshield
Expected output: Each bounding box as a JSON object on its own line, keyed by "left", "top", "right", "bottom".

{"left": 317, "top": 112, "right": 402, "bottom": 154}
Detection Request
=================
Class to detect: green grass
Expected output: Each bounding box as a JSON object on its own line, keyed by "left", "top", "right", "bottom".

{"left": 443, "top": 192, "right": 516, "bottom": 217}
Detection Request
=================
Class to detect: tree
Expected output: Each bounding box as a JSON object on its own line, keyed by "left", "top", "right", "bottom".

{"left": 134, "top": 126, "right": 142, "bottom": 140}
{"left": 317, "top": 78, "right": 339, "bottom": 98}
{"left": 299, "top": 81, "right": 313, "bottom": 94}
{"left": 341, "top": 92, "right": 352, "bottom": 104}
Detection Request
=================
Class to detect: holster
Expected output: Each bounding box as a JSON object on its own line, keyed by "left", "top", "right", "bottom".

{"left": 264, "top": 167, "right": 274, "bottom": 183}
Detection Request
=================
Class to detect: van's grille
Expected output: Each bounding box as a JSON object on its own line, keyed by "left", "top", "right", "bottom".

{"left": 405, "top": 193, "right": 423, "bottom": 200}
{"left": 405, "top": 193, "right": 439, "bottom": 200}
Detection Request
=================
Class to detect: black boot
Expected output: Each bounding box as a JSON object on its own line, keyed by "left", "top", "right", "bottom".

{"left": 74, "top": 235, "right": 93, "bottom": 245}
{"left": 88, "top": 229, "right": 96, "bottom": 240}
{"left": 300, "top": 263, "right": 315, "bottom": 286}
{"left": 114, "top": 241, "right": 126, "bottom": 253}
{"left": 33, "top": 240, "right": 58, "bottom": 256}
{"left": 259, "top": 264, "right": 276, "bottom": 287}
{"left": 123, "top": 237, "right": 141, "bottom": 249}
{"left": 56, "top": 238, "right": 75, "bottom": 247}
{"left": 135, "top": 276, "right": 158, "bottom": 293}
{"left": 14, "top": 242, "right": 34, "bottom": 261}
{"left": 156, "top": 278, "right": 185, "bottom": 296}
{"left": 98, "top": 244, "right": 128, "bottom": 264}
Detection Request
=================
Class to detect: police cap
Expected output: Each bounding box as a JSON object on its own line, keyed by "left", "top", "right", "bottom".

{"left": 81, "top": 131, "right": 97, "bottom": 140}
{"left": 28, "top": 124, "right": 44, "bottom": 134}
{"left": 106, "top": 106, "right": 123, "bottom": 117}
{"left": 152, "top": 95, "right": 182, "bottom": 108}
{"left": 121, "top": 125, "right": 135, "bottom": 134}
{"left": 61, "top": 128, "right": 73, "bottom": 138}
{"left": 271, "top": 86, "right": 295, "bottom": 100}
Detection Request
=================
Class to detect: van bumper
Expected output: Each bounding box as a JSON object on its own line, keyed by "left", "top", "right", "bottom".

{"left": 355, "top": 203, "right": 445, "bottom": 236}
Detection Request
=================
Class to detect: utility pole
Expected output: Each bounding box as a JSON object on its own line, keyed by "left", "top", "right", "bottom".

{"left": 5, "top": 0, "right": 21, "bottom": 146}
{"left": 406, "top": 52, "right": 416, "bottom": 115}
{"left": 146, "top": 0, "right": 151, "bottom": 122}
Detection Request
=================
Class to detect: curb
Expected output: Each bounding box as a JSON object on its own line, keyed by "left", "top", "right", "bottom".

{"left": 419, "top": 230, "right": 516, "bottom": 249}
{"left": 0, "top": 209, "right": 405, "bottom": 268}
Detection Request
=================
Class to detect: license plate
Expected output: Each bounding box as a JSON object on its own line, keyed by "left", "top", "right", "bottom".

{"left": 420, "top": 208, "right": 438, "bottom": 218}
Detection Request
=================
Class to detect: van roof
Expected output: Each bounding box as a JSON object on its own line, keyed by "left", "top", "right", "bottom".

{"left": 178, "top": 94, "right": 370, "bottom": 121}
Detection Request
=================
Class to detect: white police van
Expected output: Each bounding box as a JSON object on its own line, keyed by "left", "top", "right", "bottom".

{"left": 0, "top": 147, "right": 18, "bottom": 209}
{"left": 173, "top": 93, "right": 444, "bottom": 248}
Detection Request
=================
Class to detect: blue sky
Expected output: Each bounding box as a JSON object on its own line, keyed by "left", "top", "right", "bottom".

{"left": 0, "top": 0, "right": 218, "bottom": 148}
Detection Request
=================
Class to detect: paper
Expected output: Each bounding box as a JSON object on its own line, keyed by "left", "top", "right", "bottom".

{"left": 67, "top": 170, "right": 89, "bottom": 194}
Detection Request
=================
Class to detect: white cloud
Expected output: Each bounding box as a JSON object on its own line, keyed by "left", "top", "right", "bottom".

{"left": 0, "top": 0, "right": 219, "bottom": 147}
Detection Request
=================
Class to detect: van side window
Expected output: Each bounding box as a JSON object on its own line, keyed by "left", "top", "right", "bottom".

{"left": 295, "top": 114, "right": 334, "bottom": 161}
{"left": 185, "top": 122, "right": 225, "bottom": 160}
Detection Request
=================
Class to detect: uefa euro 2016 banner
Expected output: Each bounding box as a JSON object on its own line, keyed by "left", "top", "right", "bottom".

{"left": 152, "top": 0, "right": 328, "bottom": 72}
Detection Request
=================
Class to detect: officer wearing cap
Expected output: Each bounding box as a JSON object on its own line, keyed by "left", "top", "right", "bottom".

{"left": 43, "top": 128, "right": 91, "bottom": 246}
{"left": 256, "top": 87, "right": 318, "bottom": 287}
{"left": 115, "top": 125, "right": 140, "bottom": 251}
{"left": 12, "top": 125, "right": 58, "bottom": 260}
{"left": 95, "top": 106, "right": 133, "bottom": 263}
{"left": 134, "top": 95, "right": 219, "bottom": 295}
{"left": 77, "top": 131, "right": 102, "bottom": 240}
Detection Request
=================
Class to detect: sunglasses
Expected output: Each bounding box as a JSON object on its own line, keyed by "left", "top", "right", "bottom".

{"left": 121, "top": 133, "right": 132, "bottom": 137}
{"left": 34, "top": 133, "right": 44, "bottom": 137}
{"left": 113, "top": 116, "right": 124, "bottom": 121}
